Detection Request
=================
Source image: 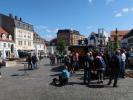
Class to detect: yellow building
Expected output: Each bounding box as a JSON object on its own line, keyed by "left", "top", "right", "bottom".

{"left": 57, "top": 29, "right": 85, "bottom": 46}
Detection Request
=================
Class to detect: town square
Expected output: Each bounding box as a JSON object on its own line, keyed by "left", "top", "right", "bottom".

{"left": 0, "top": 0, "right": 133, "bottom": 100}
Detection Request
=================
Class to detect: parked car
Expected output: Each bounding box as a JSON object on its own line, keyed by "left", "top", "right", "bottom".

{"left": 127, "top": 52, "right": 133, "bottom": 67}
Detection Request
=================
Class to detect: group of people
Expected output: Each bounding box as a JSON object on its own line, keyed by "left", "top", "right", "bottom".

{"left": 26, "top": 54, "right": 38, "bottom": 70}
{"left": 49, "top": 53, "right": 64, "bottom": 65}
{"left": 53, "top": 49, "right": 127, "bottom": 87}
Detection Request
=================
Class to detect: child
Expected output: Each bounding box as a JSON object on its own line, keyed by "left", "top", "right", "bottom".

{"left": 53, "top": 65, "right": 70, "bottom": 86}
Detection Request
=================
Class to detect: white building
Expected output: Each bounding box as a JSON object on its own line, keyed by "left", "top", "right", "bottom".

{"left": 88, "top": 29, "right": 108, "bottom": 47}
{"left": 33, "top": 32, "right": 46, "bottom": 58}
{"left": 0, "top": 27, "right": 15, "bottom": 59}
{"left": 14, "top": 18, "right": 35, "bottom": 54}
{"left": 121, "top": 29, "right": 133, "bottom": 48}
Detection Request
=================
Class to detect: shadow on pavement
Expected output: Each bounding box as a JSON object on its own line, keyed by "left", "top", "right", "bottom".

{"left": 50, "top": 73, "right": 60, "bottom": 76}
{"left": 87, "top": 84, "right": 105, "bottom": 88}
{"left": 18, "top": 69, "right": 29, "bottom": 71}
{"left": 67, "top": 82, "right": 85, "bottom": 85}
{"left": 50, "top": 65, "right": 64, "bottom": 72}
{"left": 44, "top": 64, "right": 51, "bottom": 66}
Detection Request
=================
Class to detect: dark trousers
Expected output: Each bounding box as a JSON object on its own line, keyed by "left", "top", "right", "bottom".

{"left": 108, "top": 70, "right": 119, "bottom": 86}
{"left": 59, "top": 76, "right": 68, "bottom": 86}
{"left": 84, "top": 68, "right": 91, "bottom": 84}
{"left": 28, "top": 62, "right": 32, "bottom": 70}
{"left": 120, "top": 61, "right": 125, "bottom": 78}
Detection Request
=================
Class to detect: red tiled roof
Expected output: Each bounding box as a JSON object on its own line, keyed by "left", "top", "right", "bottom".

{"left": 0, "top": 27, "right": 9, "bottom": 34}
{"left": 111, "top": 30, "right": 129, "bottom": 36}
{"left": 111, "top": 30, "right": 129, "bottom": 42}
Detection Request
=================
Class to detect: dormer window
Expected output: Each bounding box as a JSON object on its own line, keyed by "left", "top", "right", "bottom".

{"left": 9, "top": 35, "right": 12, "bottom": 40}
{"left": 2, "top": 34, "right": 7, "bottom": 40}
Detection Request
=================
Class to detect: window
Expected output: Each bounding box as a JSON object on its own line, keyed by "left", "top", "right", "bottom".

{"left": 18, "top": 41, "right": 22, "bottom": 46}
{"left": 9, "top": 35, "right": 12, "bottom": 40}
{"left": 28, "top": 33, "right": 31, "bottom": 39}
{"left": 24, "top": 41, "right": 26, "bottom": 45}
{"left": 8, "top": 43, "right": 10, "bottom": 48}
{"left": 4, "top": 43, "right": 6, "bottom": 47}
{"left": 2, "top": 34, "right": 6, "bottom": 40}
{"left": 28, "top": 41, "right": 31, "bottom": 46}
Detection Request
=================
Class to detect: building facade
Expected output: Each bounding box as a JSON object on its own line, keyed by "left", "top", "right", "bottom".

{"left": 57, "top": 29, "right": 85, "bottom": 46}
{"left": 111, "top": 30, "right": 129, "bottom": 48}
{"left": 33, "top": 32, "right": 46, "bottom": 57}
{"left": 14, "top": 17, "right": 35, "bottom": 52}
{"left": 0, "top": 27, "right": 15, "bottom": 59}
{"left": 88, "top": 29, "right": 108, "bottom": 47}
{"left": 121, "top": 29, "right": 133, "bottom": 48}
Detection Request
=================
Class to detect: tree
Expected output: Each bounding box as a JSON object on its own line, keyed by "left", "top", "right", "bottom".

{"left": 56, "top": 39, "right": 66, "bottom": 54}
{"left": 114, "top": 28, "right": 119, "bottom": 50}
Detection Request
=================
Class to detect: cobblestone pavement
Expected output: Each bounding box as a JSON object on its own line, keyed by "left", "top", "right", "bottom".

{"left": 0, "top": 58, "right": 133, "bottom": 100}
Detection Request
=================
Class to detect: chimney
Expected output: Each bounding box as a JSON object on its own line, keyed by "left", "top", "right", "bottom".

{"left": 15, "top": 16, "right": 17, "bottom": 20}
{"left": 20, "top": 17, "right": 22, "bottom": 21}
{"left": 9, "top": 13, "right": 13, "bottom": 18}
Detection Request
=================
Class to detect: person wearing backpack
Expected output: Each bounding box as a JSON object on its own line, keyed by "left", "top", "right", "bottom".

{"left": 95, "top": 52, "right": 106, "bottom": 84}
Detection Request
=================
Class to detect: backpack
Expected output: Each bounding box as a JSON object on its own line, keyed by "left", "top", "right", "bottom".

{"left": 96, "top": 56, "right": 106, "bottom": 69}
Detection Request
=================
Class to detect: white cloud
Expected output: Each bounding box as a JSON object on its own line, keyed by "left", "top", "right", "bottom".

{"left": 35, "top": 25, "right": 58, "bottom": 41}
{"left": 122, "top": 8, "right": 129, "bottom": 13}
{"left": 88, "top": 0, "right": 93, "bottom": 4}
{"left": 45, "top": 28, "right": 58, "bottom": 33}
{"left": 115, "top": 7, "right": 133, "bottom": 18}
{"left": 131, "top": 8, "right": 133, "bottom": 11}
{"left": 35, "top": 25, "right": 58, "bottom": 33}
{"left": 87, "top": 26, "right": 93, "bottom": 29}
{"left": 106, "top": 0, "right": 115, "bottom": 4}
{"left": 115, "top": 13, "right": 122, "bottom": 17}
{"left": 35, "top": 25, "right": 47, "bottom": 29}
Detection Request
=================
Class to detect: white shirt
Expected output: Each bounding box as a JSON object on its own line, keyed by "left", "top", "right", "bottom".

{"left": 121, "top": 53, "right": 126, "bottom": 62}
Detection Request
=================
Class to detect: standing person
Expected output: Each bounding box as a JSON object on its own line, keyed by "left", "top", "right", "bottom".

{"left": 75, "top": 52, "right": 79, "bottom": 70}
{"left": 120, "top": 49, "right": 126, "bottom": 78}
{"left": 31, "top": 54, "right": 38, "bottom": 69}
{"left": 94, "top": 52, "right": 106, "bottom": 84}
{"left": 49, "top": 53, "right": 52, "bottom": 65}
{"left": 69, "top": 52, "right": 74, "bottom": 73}
{"left": 103, "top": 51, "right": 111, "bottom": 76}
{"left": 0, "top": 58, "right": 2, "bottom": 78}
{"left": 107, "top": 50, "right": 122, "bottom": 87}
{"left": 26, "top": 55, "right": 32, "bottom": 70}
{"left": 72, "top": 52, "right": 76, "bottom": 73}
{"left": 56, "top": 54, "right": 59, "bottom": 65}
{"left": 83, "top": 52, "right": 94, "bottom": 84}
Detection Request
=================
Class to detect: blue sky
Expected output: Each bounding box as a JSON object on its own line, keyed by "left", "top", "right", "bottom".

{"left": 0, "top": 0, "right": 133, "bottom": 40}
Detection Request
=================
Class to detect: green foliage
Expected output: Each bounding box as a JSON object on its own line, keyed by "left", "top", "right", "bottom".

{"left": 56, "top": 39, "right": 66, "bottom": 54}
{"left": 114, "top": 28, "right": 119, "bottom": 50}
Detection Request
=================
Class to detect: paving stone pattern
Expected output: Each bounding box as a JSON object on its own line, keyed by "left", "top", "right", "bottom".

{"left": 0, "top": 58, "right": 133, "bottom": 100}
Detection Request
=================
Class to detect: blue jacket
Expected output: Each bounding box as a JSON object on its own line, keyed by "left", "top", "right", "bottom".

{"left": 61, "top": 69, "right": 70, "bottom": 78}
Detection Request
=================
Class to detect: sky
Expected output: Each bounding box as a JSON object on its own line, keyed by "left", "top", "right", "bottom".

{"left": 0, "top": 0, "right": 133, "bottom": 41}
